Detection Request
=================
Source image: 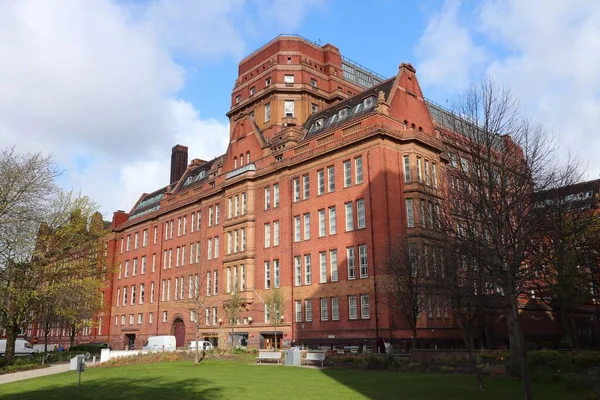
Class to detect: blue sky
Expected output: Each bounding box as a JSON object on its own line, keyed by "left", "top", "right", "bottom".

{"left": 1, "top": 0, "right": 599, "bottom": 216}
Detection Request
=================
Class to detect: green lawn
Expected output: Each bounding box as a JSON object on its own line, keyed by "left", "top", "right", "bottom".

{"left": 0, "top": 360, "right": 579, "bottom": 400}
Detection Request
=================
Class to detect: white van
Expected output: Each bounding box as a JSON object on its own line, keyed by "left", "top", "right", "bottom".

{"left": 0, "top": 339, "right": 40, "bottom": 356}
{"left": 142, "top": 336, "right": 176, "bottom": 352}
{"left": 188, "top": 340, "right": 214, "bottom": 351}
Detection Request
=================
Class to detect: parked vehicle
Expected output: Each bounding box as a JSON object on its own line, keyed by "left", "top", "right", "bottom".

{"left": 142, "top": 336, "right": 176, "bottom": 352}
{"left": 188, "top": 341, "right": 214, "bottom": 351}
{"left": 0, "top": 339, "right": 40, "bottom": 356}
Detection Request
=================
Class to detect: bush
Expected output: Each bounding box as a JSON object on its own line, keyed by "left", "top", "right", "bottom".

{"left": 69, "top": 343, "right": 109, "bottom": 355}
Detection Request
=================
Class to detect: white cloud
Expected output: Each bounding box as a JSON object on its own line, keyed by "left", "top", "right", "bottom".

{"left": 415, "top": 0, "right": 600, "bottom": 180}
{"left": 0, "top": 0, "right": 322, "bottom": 217}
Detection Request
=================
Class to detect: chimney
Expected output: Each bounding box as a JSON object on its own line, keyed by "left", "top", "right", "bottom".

{"left": 170, "top": 145, "right": 188, "bottom": 184}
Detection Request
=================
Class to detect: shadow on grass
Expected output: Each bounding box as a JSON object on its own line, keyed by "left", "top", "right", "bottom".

{"left": 0, "top": 375, "right": 223, "bottom": 400}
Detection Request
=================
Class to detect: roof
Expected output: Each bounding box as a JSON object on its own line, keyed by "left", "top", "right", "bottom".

{"left": 302, "top": 78, "right": 395, "bottom": 140}
{"left": 128, "top": 187, "right": 168, "bottom": 220}
{"left": 174, "top": 158, "right": 217, "bottom": 194}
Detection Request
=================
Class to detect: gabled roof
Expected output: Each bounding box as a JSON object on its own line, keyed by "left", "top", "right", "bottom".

{"left": 302, "top": 78, "right": 395, "bottom": 140}
{"left": 129, "top": 187, "right": 168, "bottom": 220}
{"left": 174, "top": 158, "right": 217, "bottom": 194}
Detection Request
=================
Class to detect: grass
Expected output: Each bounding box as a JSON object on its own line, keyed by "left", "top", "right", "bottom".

{"left": 0, "top": 359, "right": 580, "bottom": 400}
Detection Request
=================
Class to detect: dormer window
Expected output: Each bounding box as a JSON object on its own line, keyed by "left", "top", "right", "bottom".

{"left": 199, "top": 171, "right": 206, "bottom": 179}
{"left": 327, "top": 114, "right": 338, "bottom": 125}
{"left": 186, "top": 176, "right": 193, "bottom": 184}
{"left": 364, "top": 96, "right": 375, "bottom": 108}
{"left": 338, "top": 107, "right": 349, "bottom": 119}
{"left": 352, "top": 103, "right": 364, "bottom": 114}
{"left": 250, "top": 87, "right": 256, "bottom": 96}
{"left": 315, "top": 118, "right": 325, "bottom": 127}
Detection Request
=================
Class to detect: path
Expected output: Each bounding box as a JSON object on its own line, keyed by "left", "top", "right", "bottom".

{"left": 0, "top": 363, "right": 71, "bottom": 385}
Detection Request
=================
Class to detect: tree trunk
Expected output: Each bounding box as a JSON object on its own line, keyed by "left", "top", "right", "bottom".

{"left": 4, "top": 325, "right": 19, "bottom": 366}
{"left": 274, "top": 322, "right": 278, "bottom": 351}
{"left": 69, "top": 325, "right": 76, "bottom": 347}
{"left": 506, "top": 307, "right": 521, "bottom": 376}
{"left": 230, "top": 326, "right": 235, "bottom": 350}
{"left": 483, "top": 314, "right": 495, "bottom": 350}
{"left": 194, "top": 326, "right": 203, "bottom": 365}
{"left": 411, "top": 326, "right": 418, "bottom": 352}
{"left": 44, "top": 322, "right": 50, "bottom": 353}
{"left": 463, "top": 327, "right": 484, "bottom": 391}
{"left": 508, "top": 291, "right": 533, "bottom": 400}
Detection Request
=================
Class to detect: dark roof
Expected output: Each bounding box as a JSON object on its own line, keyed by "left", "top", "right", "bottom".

{"left": 175, "top": 158, "right": 217, "bottom": 193}
{"left": 534, "top": 178, "right": 600, "bottom": 204}
{"left": 129, "top": 187, "right": 168, "bottom": 220}
{"left": 303, "top": 78, "right": 395, "bottom": 140}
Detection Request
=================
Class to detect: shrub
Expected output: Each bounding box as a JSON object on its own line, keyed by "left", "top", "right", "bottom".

{"left": 69, "top": 343, "right": 108, "bottom": 355}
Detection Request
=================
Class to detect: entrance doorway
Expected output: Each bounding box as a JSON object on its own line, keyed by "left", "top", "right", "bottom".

{"left": 172, "top": 318, "right": 185, "bottom": 348}
{"left": 260, "top": 332, "right": 283, "bottom": 349}
{"left": 125, "top": 334, "right": 136, "bottom": 350}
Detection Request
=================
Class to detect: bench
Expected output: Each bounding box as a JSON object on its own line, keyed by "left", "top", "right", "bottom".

{"left": 256, "top": 351, "right": 282, "bottom": 364}
{"left": 304, "top": 352, "right": 326, "bottom": 367}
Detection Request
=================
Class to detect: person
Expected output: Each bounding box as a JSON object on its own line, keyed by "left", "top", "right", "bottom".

{"left": 57, "top": 344, "right": 64, "bottom": 352}
{"left": 376, "top": 336, "right": 386, "bottom": 354}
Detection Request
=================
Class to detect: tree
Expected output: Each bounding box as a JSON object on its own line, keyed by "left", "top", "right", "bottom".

{"left": 265, "top": 288, "right": 284, "bottom": 351}
{"left": 439, "top": 78, "right": 560, "bottom": 399}
{"left": 223, "top": 291, "right": 243, "bottom": 350}
{"left": 184, "top": 265, "right": 210, "bottom": 364}
{"left": 381, "top": 238, "right": 430, "bottom": 351}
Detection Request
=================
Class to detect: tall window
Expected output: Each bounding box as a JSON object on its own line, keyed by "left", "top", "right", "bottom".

{"left": 417, "top": 156, "right": 423, "bottom": 182}
{"left": 274, "top": 260, "right": 280, "bottom": 288}
{"left": 320, "top": 298, "right": 328, "bottom": 321}
{"left": 406, "top": 199, "right": 414, "bottom": 227}
{"left": 343, "top": 160, "right": 351, "bottom": 187}
{"left": 264, "top": 262, "right": 271, "bottom": 289}
{"left": 327, "top": 166, "right": 335, "bottom": 192}
{"left": 294, "top": 256, "right": 302, "bottom": 286}
{"left": 347, "top": 247, "right": 356, "bottom": 279}
{"left": 331, "top": 297, "right": 340, "bottom": 321}
{"left": 264, "top": 223, "right": 271, "bottom": 248}
{"left": 143, "top": 230, "right": 148, "bottom": 247}
{"left": 305, "top": 299, "right": 313, "bottom": 322}
{"left": 432, "top": 163, "right": 438, "bottom": 188}
{"left": 213, "top": 271, "right": 218, "bottom": 295}
{"left": 330, "top": 250, "right": 338, "bottom": 282}
{"left": 264, "top": 187, "right": 271, "bottom": 210}
{"left": 294, "top": 216, "right": 301, "bottom": 242}
{"left": 265, "top": 103, "right": 271, "bottom": 122}
{"left": 207, "top": 239, "right": 213, "bottom": 260}
{"left": 284, "top": 100, "right": 295, "bottom": 117}
{"left": 359, "top": 244, "right": 368, "bottom": 278}
{"left": 273, "top": 184, "right": 279, "bottom": 207}
{"left": 361, "top": 294, "right": 370, "bottom": 319}
{"left": 304, "top": 255, "right": 312, "bottom": 285}
{"left": 318, "top": 209, "right": 326, "bottom": 237}
{"left": 349, "top": 296, "right": 357, "bottom": 320}
{"left": 214, "top": 236, "right": 219, "bottom": 258}
{"left": 303, "top": 213, "right": 311, "bottom": 240}
{"left": 424, "top": 160, "right": 430, "bottom": 185}
{"left": 319, "top": 252, "right": 327, "bottom": 283}
{"left": 273, "top": 221, "right": 280, "bottom": 246}
{"left": 141, "top": 256, "right": 147, "bottom": 274}
{"left": 403, "top": 155, "right": 410, "bottom": 183}
{"left": 329, "top": 206, "right": 337, "bottom": 235}
{"left": 303, "top": 175, "right": 310, "bottom": 199}
{"left": 345, "top": 202, "right": 354, "bottom": 231}
{"left": 215, "top": 205, "right": 220, "bottom": 225}
{"left": 419, "top": 200, "right": 426, "bottom": 227}
{"left": 295, "top": 301, "right": 302, "bottom": 322}
{"left": 317, "top": 169, "right": 325, "bottom": 195}
{"left": 357, "top": 199, "right": 366, "bottom": 229}
{"left": 355, "top": 156, "right": 363, "bottom": 184}
{"left": 293, "top": 178, "right": 300, "bottom": 202}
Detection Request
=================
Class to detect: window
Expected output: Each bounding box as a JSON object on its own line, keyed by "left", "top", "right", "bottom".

{"left": 318, "top": 209, "right": 326, "bottom": 237}
{"left": 284, "top": 100, "right": 295, "bottom": 117}
{"left": 143, "top": 229, "right": 148, "bottom": 247}
{"left": 327, "top": 166, "right": 335, "bottom": 192}
{"left": 149, "top": 312, "right": 153, "bottom": 324}
{"left": 212, "top": 307, "right": 218, "bottom": 325}
{"left": 241, "top": 228, "right": 246, "bottom": 250}
{"left": 273, "top": 221, "right": 280, "bottom": 246}
{"left": 320, "top": 298, "right": 328, "bottom": 321}
{"left": 117, "top": 288, "right": 120, "bottom": 307}
{"left": 154, "top": 226, "right": 158, "bottom": 244}
{"left": 355, "top": 156, "right": 363, "bottom": 184}
{"left": 294, "top": 216, "right": 301, "bottom": 242}
{"left": 330, "top": 250, "right": 338, "bottom": 282}
{"left": 129, "top": 314, "right": 134, "bottom": 325}
{"left": 140, "top": 284, "right": 145, "bottom": 304}
{"left": 138, "top": 313, "right": 143, "bottom": 324}
{"left": 214, "top": 236, "right": 219, "bottom": 258}
{"left": 331, "top": 297, "right": 340, "bottom": 321}
{"left": 264, "top": 223, "right": 271, "bottom": 248}
{"left": 206, "top": 272, "right": 211, "bottom": 296}
{"left": 317, "top": 169, "right": 325, "bottom": 195}
{"left": 273, "top": 184, "right": 279, "bottom": 207}
{"left": 329, "top": 206, "right": 337, "bottom": 235}
{"left": 304, "top": 255, "right": 312, "bottom": 285}
{"left": 310, "top": 78, "right": 317, "bottom": 87}
{"left": 121, "top": 315, "right": 125, "bottom": 325}
{"left": 250, "top": 86, "right": 255, "bottom": 95}
{"left": 417, "top": 156, "right": 423, "bottom": 182}
{"left": 347, "top": 247, "right": 356, "bottom": 279}
{"left": 213, "top": 271, "right": 218, "bottom": 295}
{"left": 361, "top": 294, "right": 370, "bottom": 319}
{"left": 177, "top": 218, "right": 182, "bottom": 236}
{"left": 343, "top": 160, "right": 351, "bottom": 187}
{"left": 240, "top": 264, "right": 246, "bottom": 291}
{"left": 295, "top": 301, "right": 302, "bottom": 322}
{"left": 205, "top": 309, "right": 211, "bottom": 325}
{"left": 227, "top": 267, "right": 232, "bottom": 293}
{"left": 126, "top": 235, "right": 131, "bottom": 251}
{"left": 133, "top": 258, "right": 138, "bottom": 276}
{"left": 460, "top": 157, "right": 469, "bottom": 172}
{"left": 264, "top": 262, "right": 271, "bottom": 289}
{"left": 265, "top": 103, "right": 271, "bottom": 122}
{"left": 207, "top": 238, "right": 213, "bottom": 260}
{"left": 163, "top": 311, "right": 168, "bottom": 322}
{"left": 303, "top": 174, "right": 309, "bottom": 199}
{"left": 349, "top": 296, "right": 357, "bottom": 320}
{"left": 227, "top": 232, "right": 232, "bottom": 254}
{"left": 141, "top": 256, "right": 147, "bottom": 274}
{"left": 359, "top": 244, "right": 368, "bottom": 278}
{"left": 265, "top": 77, "right": 271, "bottom": 86}
{"left": 419, "top": 200, "right": 426, "bottom": 227}
{"left": 235, "top": 95, "right": 241, "bottom": 104}
{"left": 151, "top": 282, "right": 155, "bottom": 303}
{"left": 424, "top": 160, "right": 430, "bottom": 185}
{"left": 167, "top": 279, "right": 171, "bottom": 301}
{"left": 404, "top": 155, "right": 410, "bottom": 183}
{"left": 284, "top": 74, "right": 294, "bottom": 84}
{"left": 120, "top": 238, "right": 124, "bottom": 254}
{"left": 215, "top": 205, "right": 220, "bottom": 225}
{"left": 311, "top": 103, "right": 318, "bottom": 114}
{"left": 264, "top": 187, "right": 271, "bottom": 210}
{"left": 432, "top": 163, "right": 438, "bottom": 188}
{"left": 319, "top": 252, "right": 327, "bottom": 283}
{"left": 124, "top": 260, "right": 129, "bottom": 277}
{"left": 357, "top": 199, "right": 366, "bottom": 229}
{"left": 294, "top": 256, "right": 302, "bottom": 286}
{"left": 264, "top": 304, "right": 270, "bottom": 323}
{"left": 293, "top": 178, "right": 300, "bottom": 202}
{"left": 345, "top": 202, "right": 354, "bottom": 231}
{"left": 305, "top": 299, "right": 313, "bottom": 322}
{"left": 209, "top": 207, "right": 213, "bottom": 227}
{"left": 406, "top": 199, "right": 414, "bottom": 227}
{"left": 274, "top": 260, "right": 280, "bottom": 288}
{"left": 303, "top": 213, "right": 310, "bottom": 240}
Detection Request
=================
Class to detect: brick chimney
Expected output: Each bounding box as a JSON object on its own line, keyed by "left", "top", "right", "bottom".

{"left": 170, "top": 145, "right": 188, "bottom": 184}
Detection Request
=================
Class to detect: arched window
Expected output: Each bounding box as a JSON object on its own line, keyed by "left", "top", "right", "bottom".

{"left": 247, "top": 152, "right": 251, "bottom": 164}
{"left": 234, "top": 157, "right": 238, "bottom": 169}
{"left": 240, "top": 154, "right": 244, "bottom": 166}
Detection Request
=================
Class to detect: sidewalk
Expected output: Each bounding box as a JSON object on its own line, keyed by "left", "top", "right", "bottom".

{"left": 0, "top": 363, "right": 71, "bottom": 385}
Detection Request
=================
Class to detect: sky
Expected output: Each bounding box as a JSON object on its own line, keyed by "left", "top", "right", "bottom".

{"left": 1, "top": 0, "right": 599, "bottom": 218}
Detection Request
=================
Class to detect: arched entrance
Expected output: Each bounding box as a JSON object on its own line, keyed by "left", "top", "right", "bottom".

{"left": 172, "top": 318, "right": 185, "bottom": 348}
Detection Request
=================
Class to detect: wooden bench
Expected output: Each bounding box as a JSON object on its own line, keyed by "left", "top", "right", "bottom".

{"left": 256, "top": 351, "right": 282, "bottom": 364}
{"left": 304, "top": 352, "right": 326, "bottom": 367}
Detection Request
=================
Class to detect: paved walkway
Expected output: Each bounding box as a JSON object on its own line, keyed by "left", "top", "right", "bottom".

{"left": 0, "top": 363, "right": 71, "bottom": 385}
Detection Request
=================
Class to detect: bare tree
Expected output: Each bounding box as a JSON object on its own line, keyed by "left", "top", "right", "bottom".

{"left": 265, "top": 288, "right": 284, "bottom": 351}
{"left": 439, "top": 78, "right": 560, "bottom": 399}
{"left": 223, "top": 291, "right": 243, "bottom": 350}
{"left": 381, "top": 238, "right": 430, "bottom": 351}
{"left": 183, "top": 264, "right": 210, "bottom": 364}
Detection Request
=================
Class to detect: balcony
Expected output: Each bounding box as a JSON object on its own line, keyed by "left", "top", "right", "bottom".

{"left": 282, "top": 116, "right": 297, "bottom": 126}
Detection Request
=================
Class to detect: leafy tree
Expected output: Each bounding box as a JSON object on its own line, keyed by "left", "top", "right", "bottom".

{"left": 265, "top": 288, "right": 284, "bottom": 350}
{"left": 223, "top": 291, "right": 243, "bottom": 350}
